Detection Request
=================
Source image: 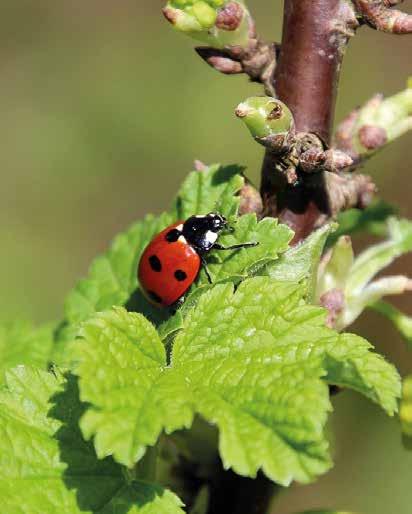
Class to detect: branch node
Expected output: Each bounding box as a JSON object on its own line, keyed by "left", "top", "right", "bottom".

{"left": 196, "top": 40, "right": 278, "bottom": 94}
{"left": 325, "top": 172, "right": 378, "bottom": 216}
{"left": 299, "top": 147, "right": 354, "bottom": 173}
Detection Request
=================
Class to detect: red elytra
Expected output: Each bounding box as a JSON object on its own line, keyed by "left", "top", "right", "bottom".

{"left": 138, "top": 221, "right": 201, "bottom": 307}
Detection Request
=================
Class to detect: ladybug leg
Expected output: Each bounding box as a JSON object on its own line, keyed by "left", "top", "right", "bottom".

{"left": 213, "top": 242, "right": 259, "bottom": 251}
{"left": 200, "top": 255, "right": 213, "bottom": 284}
{"left": 170, "top": 295, "right": 186, "bottom": 313}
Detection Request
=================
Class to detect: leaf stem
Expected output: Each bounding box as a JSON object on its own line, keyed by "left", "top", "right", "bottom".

{"left": 135, "top": 445, "right": 158, "bottom": 482}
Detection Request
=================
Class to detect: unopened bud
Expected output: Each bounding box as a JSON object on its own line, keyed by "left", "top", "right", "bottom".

{"left": 238, "top": 182, "right": 263, "bottom": 216}
{"left": 235, "top": 96, "right": 294, "bottom": 140}
{"left": 323, "top": 149, "right": 353, "bottom": 171}
{"left": 163, "top": 0, "right": 252, "bottom": 48}
{"left": 215, "top": 1, "right": 244, "bottom": 30}
{"left": 196, "top": 47, "right": 243, "bottom": 74}
{"left": 334, "top": 78, "right": 412, "bottom": 162}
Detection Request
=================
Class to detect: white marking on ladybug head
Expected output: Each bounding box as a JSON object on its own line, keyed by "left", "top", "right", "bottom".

{"left": 178, "top": 235, "right": 188, "bottom": 244}
{"left": 176, "top": 223, "right": 184, "bottom": 231}
{"left": 205, "top": 230, "right": 218, "bottom": 245}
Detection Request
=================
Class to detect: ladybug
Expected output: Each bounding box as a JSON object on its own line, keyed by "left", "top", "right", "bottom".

{"left": 138, "top": 213, "right": 258, "bottom": 307}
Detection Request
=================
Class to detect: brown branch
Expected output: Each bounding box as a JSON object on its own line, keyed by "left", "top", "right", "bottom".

{"left": 354, "top": 0, "right": 412, "bottom": 34}
{"left": 274, "top": 0, "right": 357, "bottom": 142}
{"left": 260, "top": 0, "right": 359, "bottom": 244}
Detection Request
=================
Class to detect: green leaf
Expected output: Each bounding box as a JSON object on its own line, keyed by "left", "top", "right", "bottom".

{"left": 75, "top": 278, "right": 399, "bottom": 485}
{"left": 0, "top": 321, "right": 53, "bottom": 383}
{"left": 327, "top": 200, "right": 396, "bottom": 246}
{"left": 0, "top": 366, "right": 185, "bottom": 514}
{"left": 267, "top": 224, "right": 334, "bottom": 300}
{"left": 75, "top": 279, "right": 399, "bottom": 485}
{"left": 198, "top": 214, "right": 293, "bottom": 284}
{"left": 65, "top": 212, "right": 173, "bottom": 326}
{"left": 170, "top": 278, "right": 399, "bottom": 485}
{"left": 318, "top": 218, "right": 412, "bottom": 330}
{"left": 74, "top": 308, "right": 193, "bottom": 468}
{"left": 346, "top": 217, "right": 412, "bottom": 295}
{"left": 323, "top": 333, "right": 400, "bottom": 415}
{"left": 49, "top": 320, "right": 78, "bottom": 367}
{"left": 171, "top": 163, "right": 244, "bottom": 220}
{"left": 370, "top": 301, "right": 412, "bottom": 347}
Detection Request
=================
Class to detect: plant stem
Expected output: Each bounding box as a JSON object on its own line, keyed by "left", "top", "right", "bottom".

{"left": 276, "top": 0, "right": 343, "bottom": 142}
{"left": 208, "top": 469, "right": 277, "bottom": 514}
{"left": 261, "top": 0, "right": 356, "bottom": 243}
{"left": 206, "top": 3, "right": 356, "bottom": 512}
{"left": 135, "top": 445, "right": 158, "bottom": 482}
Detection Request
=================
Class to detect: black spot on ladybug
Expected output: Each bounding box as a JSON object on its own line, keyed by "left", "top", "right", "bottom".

{"left": 165, "top": 229, "right": 180, "bottom": 243}
{"left": 148, "top": 290, "right": 162, "bottom": 304}
{"left": 149, "top": 255, "right": 162, "bottom": 272}
{"left": 174, "top": 269, "right": 187, "bottom": 282}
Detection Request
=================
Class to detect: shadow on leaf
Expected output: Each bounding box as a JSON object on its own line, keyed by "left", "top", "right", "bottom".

{"left": 48, "top": 373, "right": 168, "bottom": 513}
{"left": 126, "top": 287, "right": 171, "bottom": 326}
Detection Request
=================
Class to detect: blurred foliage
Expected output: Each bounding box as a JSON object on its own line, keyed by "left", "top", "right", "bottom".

{"left": 0, "top": 2, "right": 411, "bottom": 514}
{"left": 327, "top": 200, "right": 397, "bottom": 247}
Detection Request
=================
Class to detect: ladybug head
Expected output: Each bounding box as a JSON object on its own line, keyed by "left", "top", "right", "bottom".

{"left": 182, "top": 213, "right": 229, "bottom": 252}
{"left": 206, "top": 212, "right": 227, "bottom": 232}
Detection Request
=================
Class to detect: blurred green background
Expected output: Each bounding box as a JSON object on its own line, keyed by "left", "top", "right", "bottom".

{"left": 1, "top": 1, "right": 411, "bottom": 513}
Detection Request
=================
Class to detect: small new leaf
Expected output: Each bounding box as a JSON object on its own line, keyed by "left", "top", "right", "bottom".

{"left": 0, "top": 366, "right": 185, "bottom": 514}
{"left": 172, "top": 163, "right": 244, "bottom": 220}
{"left": 334, "top": 79, "right": 412, "bottom": 162}
{"left": 346, "top": 217, "right": 412, "bottom": 294}
{"left": 267, "top": 224, "right": 334, "bottom": 300}
{"left": 318, "top": 217, "right": 412, "bottom": 330}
